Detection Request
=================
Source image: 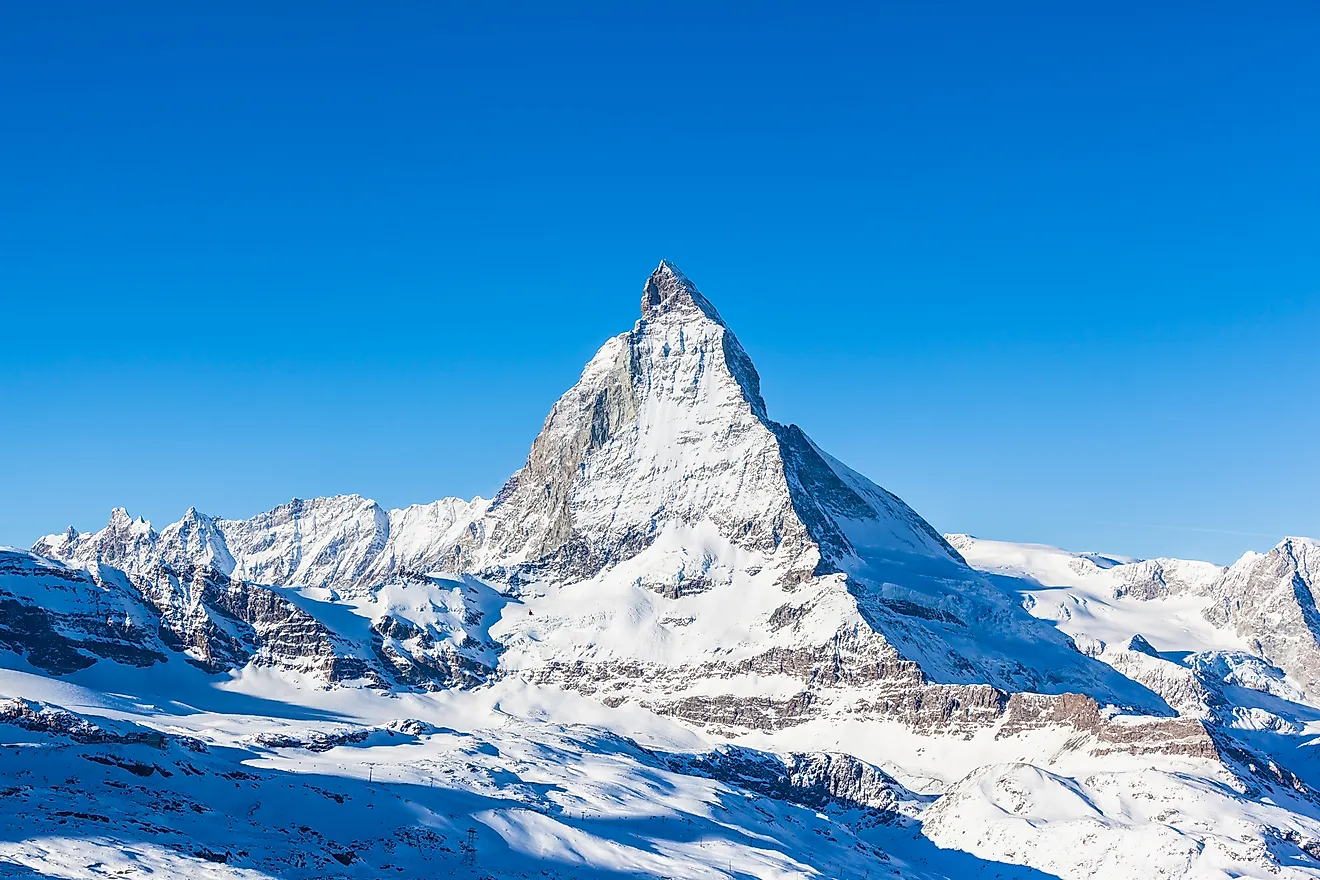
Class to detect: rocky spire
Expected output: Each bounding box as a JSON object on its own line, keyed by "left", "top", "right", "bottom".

{"left": 473, "top": 261, "right": 960, "bottom": 584}
{"left": 640, "top": 260, "right": 725, "bottom": 325}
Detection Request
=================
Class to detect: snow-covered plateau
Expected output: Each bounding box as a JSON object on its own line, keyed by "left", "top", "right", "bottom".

{"left": 4, "top": 262, "right": 1320, "bottom": 879}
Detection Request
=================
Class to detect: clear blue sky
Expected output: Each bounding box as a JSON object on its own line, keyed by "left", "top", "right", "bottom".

{"left": 2, "top": 3, "right": 1317, "bottom": 564}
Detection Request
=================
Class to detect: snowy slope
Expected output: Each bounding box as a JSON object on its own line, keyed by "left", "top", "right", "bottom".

{"left": 0, "top": 666, "right": 1036, "bottom": 880}
{"left": 946, "top": 534, "right": 1231, "bottom": 654}
{"left": 950, "top": 534, "right": 1320, "bottom": 712}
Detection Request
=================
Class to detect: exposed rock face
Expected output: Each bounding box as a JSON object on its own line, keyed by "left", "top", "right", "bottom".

{"left": 0, "top": 698, "right": 203, "bottom": 750}
{"left": 668, "top": 745, "right": 916, "bottom": 815}
{"left": 27, "top": 497, "right": 498, "bottom": 689}
{"left": 954, "top": 532, "right": 1320, "bottom": 707}
{"left": 33, "top": 509, "right": 161, "bottom": 583}
{"left": 1111, "top": 557, "right": 1224, "bottom": 600}
{"left": 781, "top": 751, "right": 915, "bottom": 814}
{"left": 0, "top": 548, "right": 496, "bottom": 690}
{"left": 465, "top": 264, "right": 1168, "bottom": 735}
{"left": 365, "top": 572, "right": 501, "bottom": 690}
{"left": 1099, "top": 644, "right": 1217, "bottom": 718}
{"left": 472, "top": 261, "right": 960, "bottom": 586}
{"left": 0, "top": 550, "right": 165, "bottom": 674}
{"left": 1201, "top": 538, "right": 1320, "bottom": 698}
{"left": 128, "top": 562, "right": 387, "bottom": 685}
{"left": 1187, "top": 650, "right": 1304, "bottom": 702}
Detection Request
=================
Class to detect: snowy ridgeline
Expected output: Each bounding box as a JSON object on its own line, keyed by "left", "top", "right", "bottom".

{"left": 4, "top": 263, "right": 1320, "bottom": 879}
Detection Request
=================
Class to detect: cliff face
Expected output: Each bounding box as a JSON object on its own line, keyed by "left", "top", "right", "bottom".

{"left": 473, "top": 261, "right": 961, "bottom": 586}
{"left": 1201, "top": 537, "right": 1320, "bottom": 698}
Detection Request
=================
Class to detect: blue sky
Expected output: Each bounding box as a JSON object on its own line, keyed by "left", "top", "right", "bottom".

{"left": 2, "top": 3, "right": 1317, "bottom": 564}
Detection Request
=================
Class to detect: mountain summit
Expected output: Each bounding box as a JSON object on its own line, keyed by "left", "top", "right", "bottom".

{"left": 640, "top": 260, "right": 725, "bottom": 323}
{"left": 476, "top": 261, "right": 961, "bottom": 587}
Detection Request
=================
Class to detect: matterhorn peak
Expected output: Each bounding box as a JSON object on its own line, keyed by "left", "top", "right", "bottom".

{"left": 470, "top": 262, "right": 961, "bottom": 586}
{"left": 640, "top": 260, "right": 725, "bottom": 325}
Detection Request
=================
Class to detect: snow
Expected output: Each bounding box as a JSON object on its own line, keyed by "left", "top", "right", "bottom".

{"left": 6, "top": 644, "right": 1317, "bottom": 878}
{"left": 949, "top": 534, "right": 1239, "bottom": 654}
{"left": 0, "top": 664, "right": 1010, "bottom": 879}
{"left": 924, "top": 762, "right": 1320, "bottom": 880}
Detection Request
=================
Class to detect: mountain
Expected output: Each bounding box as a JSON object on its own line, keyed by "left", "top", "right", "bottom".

{"left": 33, "top": 495, "right": 487, "bottom": 597}
{"left": 0, "top": 550, "right": 164, "bottom": 674}
{"left": 472, "top": 260, "right": 960, "bottom": 583}
{"left": 1201, "top": 538, "right": 1320, "bottom": 697}
{"left": 4, "top": 262, "right": 1320, "bottom": 879}
{"left": 952, "top": 533, "right": 1320, "bottom": 705}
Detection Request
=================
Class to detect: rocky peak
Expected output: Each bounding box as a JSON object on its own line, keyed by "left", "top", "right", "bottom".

{"left": 632, "top": 261, "right": 769, "bottom": 422}
{"left": 1126, "top": 633, "right": 1159, "bottom": 657}
{"left": 107, "top": 507, "right": 151, "bottom": 533}
{"left": 640, "top": 260, "right": 724, "bottom": 325}
{"left": 1202, "top": 536, "right": 1320, "bottom": 698}
{"left": 76, "top": 508, "right": 159, "bottom": 572}
{"left": 473, "top": 262, "right": 960, "bottom": 586}
{"left": 160, "top": 507, "right": 235, "bottom": 577}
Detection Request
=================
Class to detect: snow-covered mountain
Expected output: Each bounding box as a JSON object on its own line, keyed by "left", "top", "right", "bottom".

{"left": 33, "top": 494, "right": 488, "bottom": 597}
{"left": 4, "top": 262, "right": 1320, "bottom": 879}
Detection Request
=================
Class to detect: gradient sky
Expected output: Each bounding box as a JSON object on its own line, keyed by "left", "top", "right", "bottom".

{"left": 2, "top": 3, "right": 1317, "bottom": 564}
